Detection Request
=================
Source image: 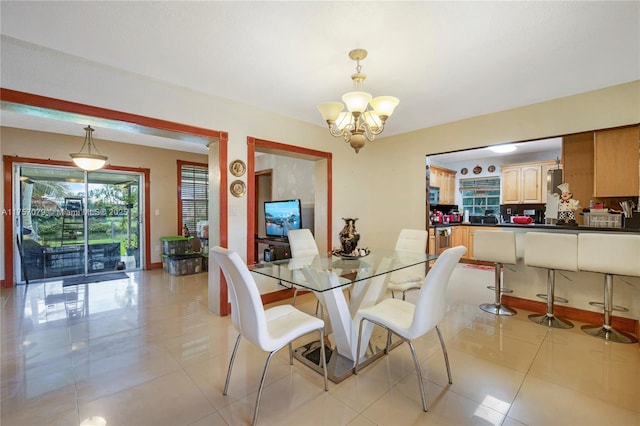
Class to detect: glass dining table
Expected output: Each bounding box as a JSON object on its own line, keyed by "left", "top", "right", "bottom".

{"left": 249, "top": 249, "right": 437, "bottom": 382}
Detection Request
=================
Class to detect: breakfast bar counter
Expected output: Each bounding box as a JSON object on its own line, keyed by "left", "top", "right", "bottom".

{"left": 431, "top": 223, "right": 640, "bottom": 337}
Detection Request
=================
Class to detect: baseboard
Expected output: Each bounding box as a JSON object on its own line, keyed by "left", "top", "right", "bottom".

{"left": 149, "top": 262, "right": 163, "bottom": 270}
{"left": 502, "top": 295, "right": 639, "bottom": 338}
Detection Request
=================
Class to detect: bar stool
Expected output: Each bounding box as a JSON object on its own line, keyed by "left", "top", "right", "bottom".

{"left": 578, "top": 233, "right": 640, "bottom": 344}
{"left": 524, "top": 232, "right": 576, "bottom": 329}
{"left": 474, "top": 230, "right": 517, "bottom": 316}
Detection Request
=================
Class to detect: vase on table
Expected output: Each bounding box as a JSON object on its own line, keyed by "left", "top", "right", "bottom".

{"left": 339, "top": 217, "right": 360, "bottom": 254}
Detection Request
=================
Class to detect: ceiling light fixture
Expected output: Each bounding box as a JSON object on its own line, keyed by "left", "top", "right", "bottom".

{"left": 489, "top": 144, "right": 517, "bottom": 153}
{"left": 317, "top": 49, "right": 399, "bottom": 153}
{"left": 70, "top": 125, "right": 108, "bottom": 171}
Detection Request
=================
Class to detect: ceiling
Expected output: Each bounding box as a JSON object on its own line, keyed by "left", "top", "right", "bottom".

{"left": 1, "top": 1, "right": 638, "bottom": 154}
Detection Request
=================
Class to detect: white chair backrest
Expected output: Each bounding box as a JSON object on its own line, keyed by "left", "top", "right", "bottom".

{"left": 394, "top": 228, "right": 428, "bottom": 253}
{"left": 211, "top": 246, "right": 270, "bottom": 349}
{"left": 288, "top": 229, "right": 320, "bottom": 257}
{"left": 211, "top": 247, "right": 241, "bottom": 332}
{"left": 578, "top": 233, "right": 640, "bottom": 277}
{"left": 349, "top": 256, "right": 393, "bottom": 316}
{"left": 525, "top": 232, "right": 578, "bottom": 271}
{"left": 474, "top": 230, "right": 516, "bottom": 264}
{"left": 390, "top": 229, "right": 428, "bottom": 283}
{"left": 410, "top": 245, "right": 466, "bottom": 337}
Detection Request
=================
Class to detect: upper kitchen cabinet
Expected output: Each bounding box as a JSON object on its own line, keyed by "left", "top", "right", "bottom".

{"left": 430, "top": 165, "right": 457, "bottom": 204}
{"left": 501, "top": 160, "right": 555, "bottom": 204}
{"left": 593, "top": 125, "right": 640, "bottom": 197}
{"left": 562, "top": 131, "right": 594, "bottom": 217}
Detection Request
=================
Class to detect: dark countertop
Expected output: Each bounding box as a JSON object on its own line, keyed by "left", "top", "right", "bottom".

{"left": 430, "top": 222, "right": 640, "bottom": 233}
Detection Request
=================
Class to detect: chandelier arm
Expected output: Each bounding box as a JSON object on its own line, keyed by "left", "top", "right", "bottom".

{"left": 369, "top": 122, "right": 385, "bottom": 136}
{"left": 327, "top": 124, "right": 344, "bottom": 138}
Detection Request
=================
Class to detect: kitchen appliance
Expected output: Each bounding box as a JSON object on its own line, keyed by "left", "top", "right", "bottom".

{"left": 512, "top": 216, "right": 533, "bottom": 224}
{"left": 445, "top": 210, "right": 462, "bottom": 223}
{"left": 435, "top": 226, "right": 452, "bottom": 254}
{"left": 431, "top": 210, "right": 443, "bottom": 224}
{"left": 547, "top": 168, "right": 563, "bottom": 195}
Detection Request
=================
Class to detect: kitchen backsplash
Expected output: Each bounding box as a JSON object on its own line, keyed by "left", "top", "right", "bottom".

{"left": 500, "top": 203, "right": 546, "bottom": 223}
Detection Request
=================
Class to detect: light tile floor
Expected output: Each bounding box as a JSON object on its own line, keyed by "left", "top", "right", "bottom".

{"left": 1, "top": 265, "right": 639, "bottom": 425}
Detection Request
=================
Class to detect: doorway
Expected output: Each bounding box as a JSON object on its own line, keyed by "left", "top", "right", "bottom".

{"left": 15, "top": 163, "right": 143, "bottom": 283}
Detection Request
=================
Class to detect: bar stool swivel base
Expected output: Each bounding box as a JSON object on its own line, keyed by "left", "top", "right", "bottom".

{"left": 479, "top": 262, "right": 516, "bottom": 316}
{"left": 480, "top": 302, "right": 516, "bottom": 316}
{"left": 581, "top": 325, "right": 638, "bottom": 344}
{"left": 528, "top": 313, "right": 573, "bottom": 329}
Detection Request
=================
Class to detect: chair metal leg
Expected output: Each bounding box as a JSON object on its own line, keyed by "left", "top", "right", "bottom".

{"left": 435, "top": 325, "right": 452, "bottom": 384}
{"left": 408, "top": 340, "right": 428, "bottom": 412}
{"left": 529, "top": 269, "right": 573, "bottom": 329}
{"left": 223, "top": 334, "right": 241, "bottom": 395}
{"left": 582, "top": 274, "right": 638, "bottom": 344}
{"left": 288, "top": 342, "right": 293, "bottom": 365}
{"left": 354, "top": 318, "right": 366, "bottom": 374}
{"left": 292, "top": 287, "right": 299, "bottom": 305}
{"left": 253, "top": 351, "right": 275, "bottom": 426}
{"left": 480, "top": 262, "right": 516, "bottom": 316}
{"left": 384, "top": 330, "right": 392, "bottom": 354}
{"left": 319, "top": 328, "right": 329, "bottom": 391}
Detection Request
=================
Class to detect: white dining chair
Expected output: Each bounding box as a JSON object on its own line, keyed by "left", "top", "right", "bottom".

{"left": 211, "top": 246, "right": 328, "bottom": 425}
{"left": 354, "top": 245, "right": 466, "bottom": 412}
{"left": 387, "top": 228, "right": 429, "bottom": 300}
{"left": 287, "top": 229, "right": 320, "bottom": 305}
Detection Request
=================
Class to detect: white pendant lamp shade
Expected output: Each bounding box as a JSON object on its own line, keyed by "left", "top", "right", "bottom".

{"left": 70, "top": 154, "right": 108, "bottom": 171}
{"left": 335, "top": 112, "right": 354, "bottom": 131}
{"left": 70, "top": 125, "right": 108, "bottom": 171}
{"left": 317, "top": 49, "right": 399, "bottom": 153}
{"left": 342, "top": 91, "right": 372, "bottom": 113}
{"left": 370, "top": 96, "right": 399, "bottom": 119}
{"left": 362, "top": 111, "right": 382, "bottom": 130}
{"left": 317, "top": 101, "right": 344, "bottom": 122}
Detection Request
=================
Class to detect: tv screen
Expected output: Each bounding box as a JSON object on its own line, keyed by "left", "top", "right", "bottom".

{"left": 264, "top": 199, "right": 302, "bottom": 238}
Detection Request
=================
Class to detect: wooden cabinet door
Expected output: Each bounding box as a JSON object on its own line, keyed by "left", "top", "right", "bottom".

{"left": 446, "top": 172, "right": 456, "bottom": 205}
{"left": 521, "top": 165, "right": 542, "bottom": 203}
{"left": 451, "top": 226, "right": 469, "bottom": 258}
{"left": 594, "top": 126, "right": 640, "bottom": 197}
{"left": 501, "top": 167, "right": 521, "bottom": 203}
{"left": 440, "top": 171, "right": 450, "bottom": 203}
{"left": 430, "top": 167, "right": 440, "bottom": 188}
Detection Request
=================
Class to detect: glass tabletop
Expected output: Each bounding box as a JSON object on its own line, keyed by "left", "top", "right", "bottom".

{"left": 249, "top": 249, "right": 437, "bottom": 292}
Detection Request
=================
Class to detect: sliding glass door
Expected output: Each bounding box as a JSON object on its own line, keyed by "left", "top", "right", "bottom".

{"left": 15, "top": 164, "right": 143, "bottom": 283}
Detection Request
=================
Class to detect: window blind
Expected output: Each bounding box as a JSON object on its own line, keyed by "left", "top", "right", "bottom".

{"left": 180, "top": 164, "right": 208, "bottom": 234}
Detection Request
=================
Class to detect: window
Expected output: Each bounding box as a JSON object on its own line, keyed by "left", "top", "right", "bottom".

{"left": 460, "top": 177, "right": 501, "bottom": 215}
{"left": 178, "top": 161, "right": 208, "bottom": 235}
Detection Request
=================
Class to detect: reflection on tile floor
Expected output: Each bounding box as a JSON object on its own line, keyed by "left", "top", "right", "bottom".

{"left": 1, "top": 265, "right": 639, "bottom": 425}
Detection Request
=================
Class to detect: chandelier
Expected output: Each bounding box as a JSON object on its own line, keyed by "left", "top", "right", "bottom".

{"left": 70, "top": 125, "right": 108, "bottom": 171}
{"left": 317, "top": 49, "right": 399, "bottom": 153}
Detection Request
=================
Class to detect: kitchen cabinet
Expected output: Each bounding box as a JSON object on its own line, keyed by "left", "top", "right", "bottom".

{"left": 430, "top": 165, "right": 457, "bottom": 204}
{"left": 593, "top": 126, "right": 640, "bottom": 197}
{"left": 501, "top": 160, "right": 556, "bottom": 204}
{"left": 428, "top": 228, "right": 436, "bottom": 266}
{"left": 562, "top": 132, "right": 593, "bottom": 225}
{"left": 451, "top": 225, "right": 468, "bottom": 254}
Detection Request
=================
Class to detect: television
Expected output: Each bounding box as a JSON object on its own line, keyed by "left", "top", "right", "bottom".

{"left": 264, "top": 199, "right": 302, "bottom": 238}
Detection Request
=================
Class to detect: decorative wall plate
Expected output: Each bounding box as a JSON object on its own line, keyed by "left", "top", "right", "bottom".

{"left": 473, "top": 165, "right": 482, "bottom": 174}
{"left": 230, "top": 159, "right": 246, "bottom": 177}
{"left": 230, "top": 180, "right": 246, "bottom": 197}
{"left": 488, "top": 165, "right": 496, "bottom": 173}
{"left": 460, "top": 167, "right": 468, "bottom": 175}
